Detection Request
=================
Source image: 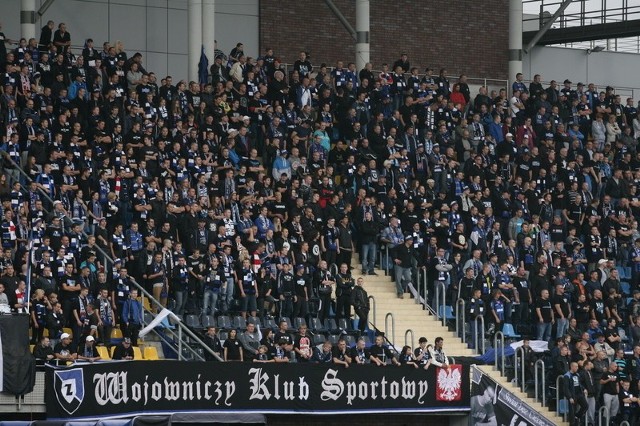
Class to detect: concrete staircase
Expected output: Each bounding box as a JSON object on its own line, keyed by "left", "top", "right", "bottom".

{"left": 362, "top": 268, "right": 474, "bottom": 356}
{"left": 476, "top": 365, "right": 570, "bottom": 426}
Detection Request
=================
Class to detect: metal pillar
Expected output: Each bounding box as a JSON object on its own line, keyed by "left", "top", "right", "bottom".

{"left": 188, "top": 0, "right": 203, "bottom": 82}
{"left": 21, "top": 0, "right": 37, "bottom": 41}
{"left": 508, "top": 0, "right": 523, "bottom": 86}
{"left": 202, "top": 0, "right": 215, "bottom": 62}
{"left": 355, "top": 0, "right": 370, "bottom": 72}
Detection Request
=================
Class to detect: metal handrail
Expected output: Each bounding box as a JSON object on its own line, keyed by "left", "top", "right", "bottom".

{"left": 368, "top": 295, "right": 376, "bottom": 328}
{"left": 494, "top": 331, "right": 505, "bottom": 376}
{"left": 435, "top": 281, "right": 447, "bottom": 326}
{"left": 534, "top": 359, "right": 546, "bottom": 407}
{"left": 329, "top": 263, "right": 339, "bottom": 276}
{"left": 385, "top": 312, "right": 395, "bottom": 347}
{"left": 598, "top": 406, "right": 610, "bottom": 426}
{"left": 556, "top": 374, "right": 567, "bottom": 422}
{"left": 514, "top": 346, "right": 526, "bottom": 393}
{"left": 384, "top": 246, "right": 389, "bottom": 276}
{"left": 474, "top": 315, "right": 485, "bottom": 355}
{"left": 422, "top": 268, "right": 428, "bottom": 310}
{"left": 455, "top": 298, "right": 466, "bottom": 343}
{"left": 620, "top": 421, "right": 631, "bottom": 426}
{"left": 448, "top": 356, "right": 456, "bottom": 365}
{"left": 404, "top": 329, "right": 414, "bottom": 349}
{"left": 2, "top": 155, "right": 224, "bottom": 362}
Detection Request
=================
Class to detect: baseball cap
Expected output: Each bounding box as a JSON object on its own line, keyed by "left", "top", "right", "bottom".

{"left": 505, "top": 132, "right": 513, "bottom": 137}
{"left": 85, "top": 335, "right": 95, "bottom": 342}
{"left": 404, "top": 234, "right": 414, "bottom": 241}
{"left": 123, "top": 337, "right": 131, "bottom": 343}
{"left": 60, "top": 333, "right": 71, "bottom": 339}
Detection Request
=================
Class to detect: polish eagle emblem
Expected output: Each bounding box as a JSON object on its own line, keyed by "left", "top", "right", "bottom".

{"left": 436, "top": 365, "right": 462, "bottom": 401}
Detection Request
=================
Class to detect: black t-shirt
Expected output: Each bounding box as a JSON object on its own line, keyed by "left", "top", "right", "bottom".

{"left": 274, "top": 331, "right": 293, "bottom": 346}
{"left": 536, "top": 298, "right": 553, "bottom": 322}
{"left": 223, "top": 338, "right": 242, "bottom": 361}
{"left": 590, "top": 298, "right": 606, "bottom": 322}
{"left": 601, "top": 371, "right": 619, "bottom": 395}
{"left": 331, "top": 346, "right": 349, "bottom": 362}
{"left": 552, "top": 294, "right": 571, "bottom": 318}
{"left": 370, "top": 344, "right": 394, "bottom": 363}
{"left": 351, "top": 346, "right": 370, "bottom": 363}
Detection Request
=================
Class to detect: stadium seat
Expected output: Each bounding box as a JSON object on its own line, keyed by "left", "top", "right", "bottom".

{"left": 617, "top": 266, "right": 626, "bottom": 279}
{"left": 63, "top": 327, "right": 73, "bottom": 337}
{"left": 217, "top": 315, "right": 232, "bottom": 330}
{"left": 328, "top": 334, "right": 340, "bottom": 345}
{"left": 280, "top": 317, "right": 292, "bottom": 329}
{"left": 110, "top": 327, "right": 123, "bottom": 344}
{"left": 438, "top": 305, "right": 455, "bottom": 321}
{"left": 185, "top": 314, "right": 201, "bottom": 329}
{"left": 309, "top": 318, "right": 326, "bottom": 333}
{"left": 324, "top": 319, "right": 338, "bottom": 333}
{"left": 293, "top": 317, "right": 307, "bottom": 329}
{"left": 619, "top": 328, "right": 629, "bottom": 342}
{"left": 232, "top": 315, "right": 246, "bottom": 329}
{"left": 200, "top": 315, "right": 216, "bottom": 329}
{"left": 143, "top": 346, "right": 160, "bottom": 360}
{"left": 621, "top": 281, "right": 631, "bottom": 296}
{"left": 247, "top": 316, "right": 261, "bottom": 326}
{"left": 625, "top": 267, "right": 632, "bottom": 280}
{"left": 97, "top": 346, "right": 111, "bottom": 360}
{"left": 263, "top": 317, "right": 278, "bottom": 330}
{"left": 313, "top": 334, "right": 326, "bottom": 345}
{"left": 132, "top": 346, "right": 143, "bottom": 360}
{"left": 43, "top": 328, "right": 49, "bottom": 337}
{"left": 218, "top": 331, "right": 228, "bottom": 342}
{"left": 140, "top": 296, "right": 151, "bottom": 311}
{"left": 502, "top": 323, "right": 521, "bottom": 339}
{"left": 344, "top": 335, "right": 355, "bottom": 347}
{"left": 29, "top": 344, "right": 35, "bottom": 354}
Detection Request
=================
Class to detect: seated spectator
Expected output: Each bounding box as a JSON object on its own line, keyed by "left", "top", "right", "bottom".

{"left": 33, "top": 336, "right": 55, "bottom": 363}
{"left": 77, "top": 335, "right": 101, "bottom": 362}
{"left": 53, "top": 332, "right": 77, "bottom": 364}
{"left": 112, "top": 337, "right": 134, "bottom": 360}
{"left": 369, "top": 335, "right": 400, "bottom": 366}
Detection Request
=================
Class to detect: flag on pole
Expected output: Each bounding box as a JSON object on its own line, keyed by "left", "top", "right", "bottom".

{"left": 198, "top": 45, "right": 209, "bottom": 88}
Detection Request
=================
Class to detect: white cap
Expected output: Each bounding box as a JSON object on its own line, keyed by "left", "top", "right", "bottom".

{"left": 60, "top": 332, "right": 71, "bottom": 339}
{"left": 598, "top": 259, "right": 607, "bottom": 265}
{"left": 242, "top": 116, "right": 250, "bottom": 120}
{"left": 505, "top": 133, "right": 513, "bottom": 137}
{"left": 85, "top": 335, "right": 95, "bottom": 342}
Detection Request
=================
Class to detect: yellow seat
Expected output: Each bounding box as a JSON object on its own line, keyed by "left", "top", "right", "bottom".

{"left": 30, "top": 344, "right": 35, "bottom": 354}
{"left": 140, "top": 296, "right": 151, "bottom": 312}
{"left": 43, "top": 329, "right": 49, "bottom": 337}
{"left": 143, "top": 346, "right": 160, "bottom": 360}
{"left": 62, "top": 327, "right": 73, "bottom": 337}
{"left": 132, "top": 346, "right": 143, "bottom": 360}
{"left": 97, "top": 346, "right": 111, "bottom": 360}
{"left": 111, "top": 328, "right": 123, "bottom": 339}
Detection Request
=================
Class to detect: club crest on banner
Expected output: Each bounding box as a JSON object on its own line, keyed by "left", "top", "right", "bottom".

{"left": 53, "top": 369, "right": 85, "bottom": 415}
{"left": 436, "top": 365, "right": 462, "bottom": 401}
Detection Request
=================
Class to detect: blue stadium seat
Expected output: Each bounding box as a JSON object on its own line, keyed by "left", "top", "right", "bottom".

{"left": 624, "top": 267, "right": 632, "bottom": 280}
{"left": 438, "top": 305, "right": 455, "bottom": 320}
{"left": 621, "top": 281, "right": 631, "bottom": 296}
{"left": 502, "top": 323, "right": 521, "bottom": 339}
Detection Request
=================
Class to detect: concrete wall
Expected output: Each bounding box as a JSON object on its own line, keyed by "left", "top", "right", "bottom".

{"left": 259, "top": 0, "right": 509, "bottom": 80}
{"left": 523, "top": 46, "right": 640, "bottom": 97}
{"left": 2, "top": 0, "right": 259, "bottom": 81}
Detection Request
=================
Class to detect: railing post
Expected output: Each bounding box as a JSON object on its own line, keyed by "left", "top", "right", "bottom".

{"left": 515, "top": 346, "right": 526, "bottom": 392}
{"left": 385, "top": 313, "right": 395, "bottom": 347}
{"left": 455, "top": 298, "right": 466, "bottom": 343}
{"left": 422, "top": 269, "right": 428, "bottom": 310}
{"left": 385, "top": 246, "right": 389, "bottom": 276}
{"left": 474, "top": 315, "right": 485, "bottom": 355}
{"left": 598, "top": 406, "right": 609, "bottom": 426}
{"left": 178, "top": 326, "right": 183, "bottom": 361}
{"left": 534, "top": 359, "right": 546, "bottom": 407}
{"left": 494, "top": 331, "right": 505, "bottom": 375}
{"left": 404, "top": 329, "right": 414, "bottom": 349}
{"left": 556, "top": 375, "right": 567, "bottom": 422}
{"left": 368, "top": 295, "right": 376, "bottom": 328}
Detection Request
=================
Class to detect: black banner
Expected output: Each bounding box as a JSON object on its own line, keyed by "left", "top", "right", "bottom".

{"left": 45, "top": 361, "right": 469, "bottom": 419}
{"left": 0, "top": 314, "right": 36, "bottom": 395}
{"left": 470, "top": 366, "right": 555, "bottom": 426}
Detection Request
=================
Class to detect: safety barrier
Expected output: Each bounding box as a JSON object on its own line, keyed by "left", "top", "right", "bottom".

{"left": 368, "top": 295, "right": 376, "bottom": 328}
{"left": 494, "top": 331, "right": 505, "bottom": 376}
{"left": 598, "top": 406, "right": 610, "bottom": 426}
{"left": 514, "top": 346, "right": 526, "bottom": 393}
{"left": 385, "top": 312, "right": 395, "bottom": 347}
{"left": 556, "top": 374, "right": 567, "bottom": 422}
{"left": 473, "top": 316, "right": 486, "bottom": 355}
{"left": 455, "top": 298, "right": 466, "bottom": 344}
{"left": 404, "top": 329, "right": 415, "bottom": 349}
{"left": 435, "top": 281, "right": 447, "bottom": 327}
{"left": 534, "top": 359, "right": 546, "bottom": 407}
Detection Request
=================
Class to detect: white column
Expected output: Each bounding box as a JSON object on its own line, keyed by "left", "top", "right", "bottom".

{"left": 21, "top": 0, "right": 37, "bottom": 41}
{"left": 202, "top": 0, "right": 215, "bottom": 62}
{"left": 188, "top": 0, "right": 203, "bottom": 82}
{"left": 355, "top": 0, "right": 370, "bottom": 72}
{"left": 508, "top": 0, "right": 523, "bottom": 87}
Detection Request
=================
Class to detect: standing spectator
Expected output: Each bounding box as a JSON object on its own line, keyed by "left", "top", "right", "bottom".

{"left": 52, "top": 23, "right": 70, "bottom": 55}
{"left": 600, "top": 362, "right": 620, "bottom": 421}
{"left": 393, "top": 235, "right": 416, "bottom": 299}
{"left": 351, "top": 276, "right": 370, "bottom": 334}
{"left": 536, "top": 289, "right": 554, "bottom": 341}
{"left": 121, "top": 288, "right": 143, "bottom": 346}
{"left": 563, "top": 361, "right": 588, "bottom": 424}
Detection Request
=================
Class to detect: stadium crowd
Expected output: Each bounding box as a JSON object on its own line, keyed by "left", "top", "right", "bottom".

{"left": 1, "top": 17, "right": 640, "bottom": 424}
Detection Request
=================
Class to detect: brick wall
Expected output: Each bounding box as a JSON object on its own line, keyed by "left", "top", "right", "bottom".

{"left": 259, "top": 0, "right": 508, "bottom": 81}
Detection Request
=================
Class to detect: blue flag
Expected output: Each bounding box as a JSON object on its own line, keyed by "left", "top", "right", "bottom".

{"left": 198, "top": 45, "right": 209, "bottom": 85}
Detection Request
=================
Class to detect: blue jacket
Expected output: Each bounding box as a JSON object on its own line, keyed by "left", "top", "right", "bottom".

{"left": 121, "top": 298, "right": 143, "bottom": 325}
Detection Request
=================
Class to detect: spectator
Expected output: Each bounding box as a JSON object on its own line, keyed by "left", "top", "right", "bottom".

{"left": 112, "top": 337, "right": 134, "bottom": 360}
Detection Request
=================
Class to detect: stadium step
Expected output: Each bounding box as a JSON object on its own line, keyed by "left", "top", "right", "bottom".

{"left": 476, "top": 365, "right": 570, "bottom": 425}
{"left": 361, "top": 267, "right": 474, "bottom": 357}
